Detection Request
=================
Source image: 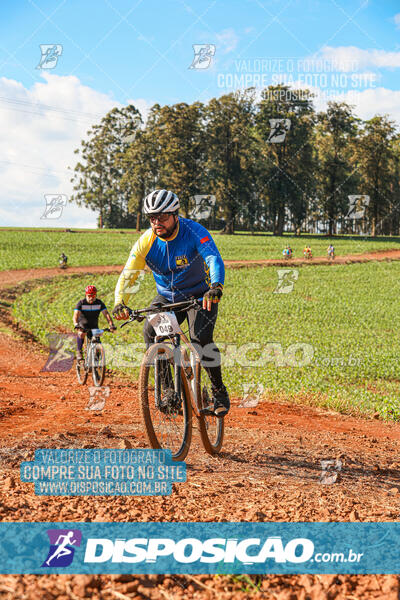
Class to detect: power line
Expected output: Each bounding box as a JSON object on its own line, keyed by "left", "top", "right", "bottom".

{"left": 0, "top": 95, "right": 106, "bottom": 120}
{"left": 0, "top": 158, "right": 71, "bottom": 175}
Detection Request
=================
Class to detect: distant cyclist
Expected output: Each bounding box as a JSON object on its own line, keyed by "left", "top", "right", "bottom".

{"left": 327, "top": 244, "right": 335, "bottom": 260}
{"left": 303, "top": 245, "right": 312, "bottom": 259}
{"left": 73, "top": 285, "right": 116, "bottom": 361}
{"left": 59, "top": 252, "right": 68, "bottom": 269}
{"left": 112, "top": 189, "right": 230, "bottom": 417}
{"left": 283, "top": 245, "right": 292, "bottom": 259}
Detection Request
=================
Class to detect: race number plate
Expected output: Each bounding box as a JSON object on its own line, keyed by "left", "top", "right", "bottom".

{"left": 147, "top": 312, "right": 182, "bottom": 336}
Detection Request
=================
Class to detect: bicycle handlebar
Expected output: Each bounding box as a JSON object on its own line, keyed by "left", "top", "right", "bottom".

{"left": 75, "top": 327, "right": 113, "bottom": 334}
{"left": 120, "top": 297, "right": 201, "bottom": 328}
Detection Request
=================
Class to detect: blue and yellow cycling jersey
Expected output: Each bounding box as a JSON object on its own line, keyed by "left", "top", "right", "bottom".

{"left": 114, "top": 217, "right": 225, "bottom": 305}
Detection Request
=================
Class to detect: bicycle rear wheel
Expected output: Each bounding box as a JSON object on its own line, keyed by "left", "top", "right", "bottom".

{"left": 139, "top": 344, "right": 192, "bottom": 461}
{"left": 91, "top": 343, "right": 105, "bottom": 387}
{"left": 196, "top": 363, "right": 224, "bottom": 455}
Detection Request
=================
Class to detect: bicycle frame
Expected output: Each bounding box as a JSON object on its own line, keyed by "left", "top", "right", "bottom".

{"left": 78, "top": 329, "right": 109, "bottom": 369}
{"left": 85, "top": 330, "right": 103, "bottom": 366}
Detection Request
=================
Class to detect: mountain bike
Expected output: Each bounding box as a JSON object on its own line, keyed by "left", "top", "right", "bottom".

{"left": 304, "top": 249, "right": 313, "bottom": 260}
{"left": 121, "top": 298, "right": 225, "bottom": 461}
{"left": 75, "top": 328, "right": 111, "bottom": 387}
{"left": 328, "top": 249, "right": 335, "bottom": 261}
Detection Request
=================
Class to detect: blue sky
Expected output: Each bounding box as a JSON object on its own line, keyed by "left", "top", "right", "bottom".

{"left": 1, "top": 0, "right": 400, "bottom": 104}
{"left": 1, "top": 0, "right": 400, "bottom": 226}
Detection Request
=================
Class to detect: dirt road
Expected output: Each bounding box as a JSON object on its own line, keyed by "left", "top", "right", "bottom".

{"left": 1, "top": 247, "right": 400, "bottom": 291}
{"left": 0, "top": 254, "right": 399, "bottom": 599}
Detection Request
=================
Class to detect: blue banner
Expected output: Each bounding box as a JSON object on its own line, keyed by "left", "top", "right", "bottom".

{"left": 0, "top": 522, "right": 399, "bottom": 574}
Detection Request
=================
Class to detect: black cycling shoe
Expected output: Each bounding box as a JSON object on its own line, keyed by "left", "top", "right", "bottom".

{"left": 213, "top": 387, "right": 230, "bottom": 417}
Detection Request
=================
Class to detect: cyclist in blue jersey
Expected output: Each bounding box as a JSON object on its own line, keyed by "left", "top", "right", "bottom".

{"left": 112, "top": 189, "right": 230, "bottom": 417}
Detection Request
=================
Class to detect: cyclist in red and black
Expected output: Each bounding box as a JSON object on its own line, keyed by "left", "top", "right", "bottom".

{"left": 73, "top": 285, "right": 116, "bottom": 361}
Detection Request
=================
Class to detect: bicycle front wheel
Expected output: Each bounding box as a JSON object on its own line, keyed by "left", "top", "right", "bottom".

{"left": 76, "top": 359, "right": 88, "bottom": 385}
{"left": 196, "top": 363, "right": 224, "bottom": 455}
{"left": 76, "top": 339, "right": 88, "bottom": 385}
{"left": 91, "top": 343, "right": 105, "bottom": 387}
{"left": 139, "top": 344, "right": 192, "bottom": 461}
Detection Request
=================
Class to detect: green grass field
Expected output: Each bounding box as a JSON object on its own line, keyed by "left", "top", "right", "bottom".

{"left": 12, "top": 261, "right": 400, "bottom": 420}
{"left": 1, "top": 227, "right": 400, "bottom": 270}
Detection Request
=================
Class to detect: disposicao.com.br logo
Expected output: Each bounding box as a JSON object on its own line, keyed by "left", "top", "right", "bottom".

{"left": 35, "top": 528, "right": 364, "bottom": 573}
{"left": 84, "top": 536, "right": 315, "bottom": 565}
{"left": 83, "top": 536, "right": 364, "bottom": 567}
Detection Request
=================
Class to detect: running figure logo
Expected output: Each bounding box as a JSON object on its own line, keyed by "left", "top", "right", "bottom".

{"left": 268, "top": 119, "right": 291, "bottom": 143}
{"left": 122, "top": 114, "right": 142, "bottom": 144}
{"left": 189, "top": 44, "right": 216, "bottom": 69}
{"left": 274, "top": 269, "right": 299, "bottom": 294}
{"left": 346, "top": 195, "right": 370, "bottom": 220}
{"left": 86, "top": 386, "right": 110, "bottom": 411}
{"left": 189, "top": 195, "right": 216, "bottom": 221}
{"left": 41, "top": 333, "right": 75, "bottom": 372}
{"left": 36, "top": 45, "right": 63, "bottom": 70}
{"left": 239, "top": 383, "right": 265, "bottom": 408}
{"left": 121, "top": 269, "right": 146, "bottom": 295}
{"left": 319, "top": 459, "right": 342, "bottom": 485}
{"left": 41, "top": 194, "right": 67, "bottom": 219}
{"left": 42, "top": 529, "right": 82, "bottom": 567}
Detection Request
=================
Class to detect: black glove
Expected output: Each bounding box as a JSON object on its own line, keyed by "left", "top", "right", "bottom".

{"left": 112, "top": 302, "right": 130, "bottom": 320}
{"left": 203, "top": 284, "right": 223, "bottom": 310}
{"left": 204, "top": 283, "right": 223, "bottom": 301}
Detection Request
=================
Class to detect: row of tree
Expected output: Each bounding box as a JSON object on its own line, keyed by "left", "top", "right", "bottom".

{"left": 70, "top": 85, "right": 400, "bottom": 236}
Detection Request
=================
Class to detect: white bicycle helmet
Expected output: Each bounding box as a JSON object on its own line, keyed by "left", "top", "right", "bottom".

{"left": 143, "top": 189, "right": 180, "bottom": 214}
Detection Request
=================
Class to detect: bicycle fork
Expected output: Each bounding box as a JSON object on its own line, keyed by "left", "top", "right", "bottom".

{"left": 154, "top": 351, "right": 162, "bottom": 409}
{"left": 154, "top": 336, "right": 182, "bottom": 410}
{"left": 173, "top": 335, "right": 182, "bottom": 400}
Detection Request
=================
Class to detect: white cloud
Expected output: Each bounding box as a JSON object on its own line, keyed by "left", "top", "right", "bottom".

{"left": 281, "top": 77, "right": 400, "bottom": 125}
{"left": 339, "top": 87, "right": 400, "bottom": 124}
{"left": 216, "top": 29, "right": 239, "bottom": 54}
{"left": 0, "top": 73, "right": 152, "bottom": 227}
{"left": 315, "top": 45, "right": 400, "bottom": 70}
{"left": 394, "top": 13, "right": 400, "bottom": 29}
